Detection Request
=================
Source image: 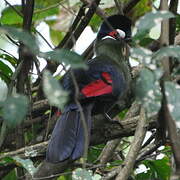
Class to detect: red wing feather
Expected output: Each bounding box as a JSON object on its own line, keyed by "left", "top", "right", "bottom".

{"left": 81, "top": 72, "right": 112, "bottom": 97}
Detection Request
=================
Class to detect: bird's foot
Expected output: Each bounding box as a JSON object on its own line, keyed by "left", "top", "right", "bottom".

{"left": 104, "top": 113, "right": 124, "bottom": 128}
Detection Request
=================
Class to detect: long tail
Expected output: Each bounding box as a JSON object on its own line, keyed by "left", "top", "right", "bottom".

{"left": 46, "top": 103, "right": 93, "bottom": 163}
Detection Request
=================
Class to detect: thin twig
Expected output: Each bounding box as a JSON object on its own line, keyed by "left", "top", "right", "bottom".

{"left": 58, "top": 0, "right": 101, "bottom": 49}
{"left": 56, "top": 3, "right": 86, "bottom": 49}
{"left": 35, "top": 30, "right": 54, "bottom": 50}
{"left": 33, "top": 171, "right": 72, "bottom": 180}
{"left": 5, "top": 35, "right": 20, "bottom": 46}
{"left": 44, "top": 106, "right": 52, "bottom": 141}
{"left": 59, "top": 1, "right": 77, "bottom": 16}
{"left": 114, "top": 0, "right": 123, "bottom": 14}
{"left": 0, "top": 141, "right": 48, "bottom": 159}
{"left": 98, "top": 139, "right": 121, "bottom": 165}
{"left": 0, "top": 48, "right": 18, "bottom": 61}
{"left": 136, "top": 142, "right": 162, "bottom": 163}
{"left": 123, "top": 0, "right": 141, "bottom": 14}
{"left": 3, "top": 0, "right": 23, "bottom": 16}
{"left": 141, "top": 131, "right": 156, "bottom": 149}
{"left": 3, "top": 0, "right": 54, "bottom": 50}
{"left": 70, "top": 70, "right": 89, "bottom": 168}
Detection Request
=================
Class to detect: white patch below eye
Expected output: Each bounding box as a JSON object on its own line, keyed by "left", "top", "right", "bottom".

{"left": 116, "top": 29, "right": 126, "bottom": 39}
{"left": 102, "top": 35, "right": 116, "bottom": 40}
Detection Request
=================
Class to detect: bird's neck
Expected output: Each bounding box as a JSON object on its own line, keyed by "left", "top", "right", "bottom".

{"left": 95, "top": 38, "right": 132, "bottom": 84}
{"left": 95, "top": 38, "right": 125, "bottom": 63}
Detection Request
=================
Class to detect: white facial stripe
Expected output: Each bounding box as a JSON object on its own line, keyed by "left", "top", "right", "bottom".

{"left": 102, "top": 35, "right": 116, "bottom": 40}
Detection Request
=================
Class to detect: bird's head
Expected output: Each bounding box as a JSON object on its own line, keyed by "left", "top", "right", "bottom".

{"left": 97, "top": 15, "right": 132, "bottom": 42}
{"left": 95, "top": 15, "right": 132, "bottom": 61}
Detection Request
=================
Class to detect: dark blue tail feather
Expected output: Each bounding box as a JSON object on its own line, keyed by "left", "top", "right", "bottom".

{"left": 46, "top": 103, "right": 93, "bottom": 163}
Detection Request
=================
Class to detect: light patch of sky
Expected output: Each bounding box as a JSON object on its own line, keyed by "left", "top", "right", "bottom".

{"left": 0, "top": 80, "right": 8, "bottom": 101}
{"left": 74, "top": 26, "right": 97, "bottom": 54}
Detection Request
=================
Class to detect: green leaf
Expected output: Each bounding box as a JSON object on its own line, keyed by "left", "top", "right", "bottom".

{"left": 0, "top": 60, "right": 13, "bottom": 76}
{"left": 0, "top": 26, "right": 39, "bottom": 54}
{"left": 176, "top": 14, "right": 180, "bottom": 32}
{"left": 135, "top": 68, "right": 162, "bottom": 117}
{"left": 89, "top": 14, "right": 102, "bottom": 32}
{"left": 165, "top": 82, "right": 180, "bottom": 122}
{"left": 133, "top": 0, "right": 152, "bottom": 19}
{"left": 1, "top": 95, "right": 29, "bottom": 127}
{"left": 0, "top": 157, "right": 14, "bottom": 166}
{"left": 35, "top": 0, "right": 62, "bottom": 7}
{"left": 153, "top": 46, "right": 180, "bottom": 60}
{"left": 134, "top": 11, "right": 174, "bottom": 40}
{"left": 33, "top": 7, "right": 59, "bottom": 21}
{"left": 13, "top": 156, "right": 36, "bottom": 175}
{"left": 0, "top": 60, "right": 13, "bottom": 84}
{"left": 139, "top": 37, "right": 154, "bottom": 47}
{"left": 40, "top": 49, "right": 86, "bottom": 68}
{"left": 45, "top": 20, "right": 66, "bottom": 46}
{"left": 0, "top": 6, "right": 23, "bottom": 25}
{"left": 135, "top": 170, "right": 152, "bottom": 180}
{"left": 0, "top": 54, "right": 17, "bottom": 67}
{"left": 2, "top": 169, "right": 17, "bottom": 180}
{"left": 43, "top": 71, "right": 68, "bottom": 109}
{"left": 130, "top": 47, "right": 152, "bottom": 64}
{"left": 139, "top": 157, "right": 171, "bottom": 180}
{"left": 0, "top": 5, "right": 59, "bottom": 26}
{"left": 72, "top": 168, "right": 101, "bottom": 180}
{"left": 88, "top": 144, "right": 105, "bottom": 163}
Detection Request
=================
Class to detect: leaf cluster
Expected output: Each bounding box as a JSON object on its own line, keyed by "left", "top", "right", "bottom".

{"left": 0, "top": 0, "right": 180, "bottom": 179}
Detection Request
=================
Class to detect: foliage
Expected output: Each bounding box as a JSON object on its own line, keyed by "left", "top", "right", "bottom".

{"left": 135, "top": 68, "right": 162, "bottom": 117}
{"left": 134, "top": 11, "right": 174, "bottom": 44}
{"left": 40, "top": 49, "right": 86, "bottom": 68}
{"left": 0, "top": 0, "right": 179, "bottom": 179}
{"left": 131, "top": 10, "right": 180, "bottom": 121}
{"left": 0, "top": 156, "right": 36, "bottom": 176}
{"left": 135, "top": 157, "right": 171, "bottom": 180}
{"left": 165, "top": 82, "right": 180, "bottom": 122}
{"left": 12, "top": 156, "right": 37, "bottom": 175}
{"left": 43, "top": 70, "right": 68, "bottom": 109}
{"left": 0, "top": 95, "right": 29, "bottom": 127}
{"left": 72, "top": 168, "right": 101, "bottom": 180}
{"left": 0, "top": 59, "right": 13, "bottom": 84}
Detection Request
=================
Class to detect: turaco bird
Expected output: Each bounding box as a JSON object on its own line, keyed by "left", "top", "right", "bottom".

{"left": 46, "top": 14, "right": 132, "bottom": 163}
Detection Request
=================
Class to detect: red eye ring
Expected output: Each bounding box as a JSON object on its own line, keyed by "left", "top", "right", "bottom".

{"left": 108, "top": 30, "right": 118, "bottom": 38}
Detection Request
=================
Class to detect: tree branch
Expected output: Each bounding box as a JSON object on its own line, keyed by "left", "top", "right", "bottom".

{"left": 15, "top": 0, "right": 35, "bottom": 177}
{"left": 123, "top": 0, "right": 141, "bottom": 14}
{"left": 102, "top": 108, "right": 147, "bottom": 180}
{"left": 0, "top": 114, "right": 156, "bottom": 160}
{"left": 59, "top": 0, "right": 101, "bottom": 49}
{"left": 115, "top": 108, "right": 147, "bottom": 180}
{"left": 159, "top": 0, "right": 180, "bottom": 178}
{"left": 56, "top": 4, "right": 86, "bottom": 49}
{"left": 169, "top": 0, "right": 178, "bottom": 45}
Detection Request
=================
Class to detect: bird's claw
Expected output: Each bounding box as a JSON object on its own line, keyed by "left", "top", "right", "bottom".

{"left": 104, "top": 113, "right": 124, "bottom": 128}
